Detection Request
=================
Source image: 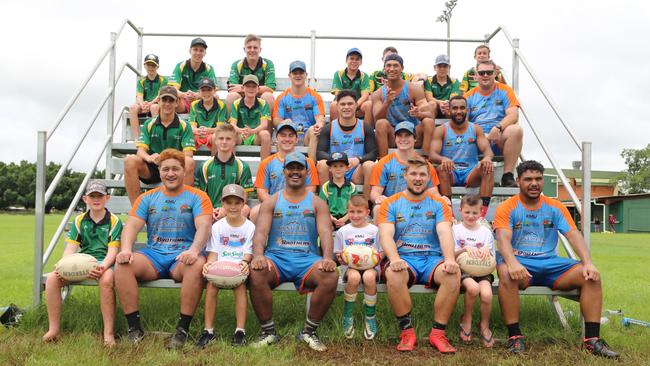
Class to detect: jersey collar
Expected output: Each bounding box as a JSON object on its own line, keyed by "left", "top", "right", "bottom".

{"left": 82, "top": 208, "right": 111, "bottom": 226}
{"left": 154, "top": 114, "right": 180, "bottom": 128}
{"left": 185, "top": 59, "right": 206, "bottom": 74}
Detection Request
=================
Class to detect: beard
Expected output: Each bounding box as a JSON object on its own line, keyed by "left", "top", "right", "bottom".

{"left": 451, "top": 112, "right": 467, "bottom": 125}
{"left": 407, "top": 185, "right": 426, "bottom": 196}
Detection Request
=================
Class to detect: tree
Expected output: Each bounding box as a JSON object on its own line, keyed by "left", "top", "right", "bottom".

{"left": 619, "top": 144, "right": 650, "bottom": 194}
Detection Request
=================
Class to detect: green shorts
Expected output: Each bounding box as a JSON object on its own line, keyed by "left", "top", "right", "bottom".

{"left": 241, "top": 134, "right": 256, "bottom": 145}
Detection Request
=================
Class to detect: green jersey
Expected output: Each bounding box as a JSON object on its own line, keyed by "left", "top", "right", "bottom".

{"left": 424, "top": 75, "right": 460, "bottom": 101}
{"left": 65, "top": 209, "right": 122, "bottom": 262}
{"left": 136, "top": 74, "right": 168, "bottom": 102}
{"left": 136, "top": 115, "right": 196, "bottom": 153}
{"left": 369, "top": 70, "right": 412, "bottom": 92}
{"left": 170, "top": 60, "right": 216, "bottom": 92}
{"left": 228, "top": 97, "right": 271, "bottom": 129}
{"left": 195, "top": 155, "right": 254, "bottom": 208}
{"left": 188, "top": 98, "right": 228, "bottom": 128}
{"left": 319, "top": 180, "right": 357, "bottom": 219}
{"left": 228, "top": 58, "right": 276, "bottom": 90}
{"left": 331, "top": 69, "right": 371, "bottom": 99}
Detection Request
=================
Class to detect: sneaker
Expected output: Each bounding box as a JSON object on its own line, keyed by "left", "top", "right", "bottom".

{"left": 195, "top": 330, "right": 216, "bottom": 349}
{"left": 127, "top": 327, "right": 145, "bottom": 344}
{"left": 396, "top": 328, "right": 417, "bottom": 352}
{"left": 231, "top": 330, "right": 246, "bottom": 347}
{"left": 251, "top": 332, "right": 280, "bottom": 348}
{"left": 428, "top": 328, "right": 456, "bottom": 354}
{"left": 583, "top": 337, "right": 619, "bottom": 359}
{"left": 501, "top": 173, "right": 517, "bottom": 187}
{"left": 166, "top": 327, "right": 188, "bottom": 350}
{"left": 342, "top": 315, "right": 354, "bottom": 339}
{"left": 363, "top": 316, "right": 378, "bottom": 340}
{"left": 506, "top": 335, "right": 526, "bottom": 354}
{"left": 297, "top": 331, "right": 327, "bottom": 352}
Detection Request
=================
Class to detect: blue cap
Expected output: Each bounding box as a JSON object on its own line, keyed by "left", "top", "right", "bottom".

{"left": 346, "top": 48, "right": 362, "bottom": 58}
{"left": 284, "top": 152, "right": 308, "bottom": 168}
{"left": 276, "top": 120, "right": 297, "bottom": 134}
{"left": 289, "top": 60, "right": 307, "bottom": 72}
{"left": 394, "top": 121, "right": 415, "bottom": 135}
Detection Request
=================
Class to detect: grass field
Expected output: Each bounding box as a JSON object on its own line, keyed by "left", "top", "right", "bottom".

{"left": 1, "top": 213, "right": 649, "bottom": 365}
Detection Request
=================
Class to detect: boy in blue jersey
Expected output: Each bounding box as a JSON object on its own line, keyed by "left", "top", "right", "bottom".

{"left": 494, "top": 161, "right": 619, "bottom": 359}
{"left": 378, "top": 155, "right": 460, "bottom": 353}
{"left": 248, "top": 152, "right": 338, "bottom": 352}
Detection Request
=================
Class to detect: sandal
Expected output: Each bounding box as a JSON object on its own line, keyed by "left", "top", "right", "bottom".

{"left": 480, "top": 328, "right": 495, "bottom": 348}
{"left": 459, "top": 324, "right": 472, "bottom": 343}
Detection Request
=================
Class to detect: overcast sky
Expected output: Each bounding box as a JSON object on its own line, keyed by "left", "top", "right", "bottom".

{"left": 1, "top": 0, "right": 648, "bottom": 173}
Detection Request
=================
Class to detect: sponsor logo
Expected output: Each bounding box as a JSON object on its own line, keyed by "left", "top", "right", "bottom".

{"left": 543, "top": 219, "right": 554, "bottom": 229}
{"left": 495, "top": 99, "right": 503, "bottom": 106}
{"left": 353, "top": 138, "right": 363, "bottom": 144}
{"left": 161, "top": 205, "right": 170, "bottom": 212}
{"left": 514, "top": 221, "right": 522, "bottom": 230}
{"left": 180, "top": 204, "right": 192, "bottom": 213}
{"left": 148, "top": 207, "right": 157, "bottom": 215}
{"left": 396, "top": 213, "right": 405, "bottom": 223}
{"left": 425, "top": 211, "right": 435, "bottom": 220}
{"left": 303, "top": 209, "right": 315, "bottom": 218}
{"left": 525, "top": 213, "right": 537, "bottom": 219}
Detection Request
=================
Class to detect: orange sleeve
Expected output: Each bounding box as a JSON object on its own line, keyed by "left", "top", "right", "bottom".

{"left": 463, "top": 88, "right": 477, "bottom": 99}
{"left": 502, "top": 84, "right": 520, "bottom": 108}
{"left": 254, "top": 156, "right": 271, "bottom": 189}
{"left": 493, "top": 196, "right": 518, "bottom": 230}
{"left": 377, "top": 194, "right": 400, "bottom": 224}
{"left": 435, "top": 195, "right": 453, "bottom": 222}
{"left": 428, "top": 162, "right": 440, "bottom": 186}
{"left": 369, "top": 155, "right": 388, "bottom": 186}
{"left": 307, "top": 158, "right": 319, "bottom": 186}
{"left": 312, "top": 89, "right": 326, "bottom": 117}
{"left": 190, "top": 187, "right": 213, "bottom": 216}
{"left": 128, "top": 187, "right": 158, "bottom": 218}
{"left": 272, "top": 90, "right": 287, "bottom": 120}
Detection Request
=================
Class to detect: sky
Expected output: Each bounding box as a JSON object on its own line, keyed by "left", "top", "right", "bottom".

{"left": 1, "top": 0, "right": 648, "bottom": 173}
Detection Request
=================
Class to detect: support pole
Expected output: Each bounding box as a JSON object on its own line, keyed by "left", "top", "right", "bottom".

{"left": 33, "top": 131, "right": 47, "bottom": 306}
{"left": 106, "top": 32, "right": 117, "bottom": 179}
{"left": 446, "top": 20, "right": 451, "bottom": 58}
{"left": 309, "top": 30, "right": 316, "bottom": 88}
{"left": 511, "top": 38, "right": 520, "bottom": 94}
{"left": 137, "top": 27, "right": 144, "bottom": 74}
{"left": 582, "top": 142, "right": 592, "bottom": 247}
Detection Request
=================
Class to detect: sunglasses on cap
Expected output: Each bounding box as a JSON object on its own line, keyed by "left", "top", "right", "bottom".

{"left": 477, "top": 70, "right": 495, "bottom": 76}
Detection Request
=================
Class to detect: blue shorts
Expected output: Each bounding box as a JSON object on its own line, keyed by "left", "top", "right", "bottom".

{"left": 401, "top": 253, "right": 444, "bottom": 288}
{"left": 452, "top": 164, "right": 479, "bottom": 187}
{"left": 138, "top": 247, "right": 181, "bottom": 279}
{"left": 345, "top": 165, "right": 359, "bottom": 181}
{"left": 490, "top": 142, "right": 503, "bottom": 156}
{"left": 497, "top": 254, "right": 580, "bottom": 289}
{"left": 266, "top": 251, "right": 323, "bottom": 293}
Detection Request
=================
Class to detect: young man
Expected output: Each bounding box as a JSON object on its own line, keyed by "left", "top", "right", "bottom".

{"left": 228, "top": 75, "right": 272, "bottom": 159}
{"left": 429, "top": 95, "right": 494, "bottom": 218}
{"left": 124, "top": 86, "right": 196, "bottom": 204}
{"left": 319, "top": 152, "right": 357, "bottom": 229}
{"left": 420, "top": 54, "right": 461, "bottom": 118}
{"left": 371, "top": 54, "right": 435, "bottom": 158}
{"left": 330, "top": 48, "right": 373, "bottom": 125}
{"left": 188, "top": 77, "right": 228, "bottom": 151}
{"left": 226, "top": 34, "right": 276, "bottom": 115}
{"left": 273, "top": 60, "right": 325, "bottom": 161}
{"left": 369, "top": 47, "right": 412, "bottom": 92}
{"left": 248, "top": 152, "right": 338, "bottom": 352}
{"left": 459, "top": 45, "right": 507, "bottom": 93}
{"left": 195, "top": 124, "right": 254, "bottom": 220}
{"left": 465, "top": 60, "right": 523, "bottom": 187}
{"left": 316, "top": 90, "right": 377, "bottom": 201}
{"left": 170, "top": 37, "right": 216, "bottom": 113}
{"left": 116, "top": 149, "right": 213, "bottom": 350}
{"left": 129, "top": 54, "right": 168, "bottom": 141}
{"left": 494, "top": 160, "right": 619, "bottom": 359}
{"left": 378, "top": 156, "right": 460, "bottom": 353}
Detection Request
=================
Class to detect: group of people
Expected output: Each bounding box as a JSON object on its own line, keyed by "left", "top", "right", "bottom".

{"left": 42, "top": 34, "right": 619, "bottom": 360}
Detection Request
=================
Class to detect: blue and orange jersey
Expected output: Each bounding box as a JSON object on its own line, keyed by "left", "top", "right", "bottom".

{"left": 266, "top": 191, "right": 319, "bottom": 254}
{"left": 464, "top": 82, "right": 520, "bottom": 132}
{"left": 440, "top": 122, "right": 480, "bottom": 169}
{"left": 493, "top": 195, "right": 577, "bottom": 258}
{"left": 369, "top": 152, "right": 440, "bottom": 197}
{"left": 254, "top": 152, "right": 319, "bottom": 195}
{"left": 130, "top": 185, "right": 212, "bottom": 254}
{"left": 377, "top": 191, "right": 453, "bottom": 256}
{"left": 273, "top": 87, "right": 325, "bottom": 132}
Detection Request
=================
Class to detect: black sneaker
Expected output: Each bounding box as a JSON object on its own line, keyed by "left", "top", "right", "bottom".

{"left": 501, "top": 173, "right": 517, "bottom": 187}
{"left": 583, "top": 337, "right": 619, "bottom": 359}
{"left": 231, "top": 330, "right": 246, "bottom": 346}
{"left": 127, "top": 327, "right": 145, "bottom": 344}
{"left": 506, "top": 335, "right": 526, "bottom": 354}
{"left": 195, "top": 330, "right": 216, "bottom": 349}
{"left": 166, "top": 327, "right": 188, "bottom": 350}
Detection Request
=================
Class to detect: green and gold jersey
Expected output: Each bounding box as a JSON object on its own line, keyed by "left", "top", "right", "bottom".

{"left": 136, "top": 74, "right": 168, "bottom": 102}
{"left": 319, "top": 180, "right": 357, "bottom": 219}
{"left": 331, "top": 69, "right": 371, "bottom": 99}
{"left": 228, "top": 58, "right": 276, "bottom": 90}
{"left": 136, "top": 115, "right": 196, "bottom": 153}
{"left": 195, "top": 155, "right": 254, "bottom": 208}
{"left": 188, "top": 98, "right": 228, "bottom": 128}
{"left": 424, "top": 75, "right": 461, "bottom": 101}
{"left": 65, "top": 209, "right": 122, "bottom": 262}
{"left": 228, "top": 97, "right": 271, "bottom": 129}
{"left": 170, "top": 60, "right": 216, "bottom": 92}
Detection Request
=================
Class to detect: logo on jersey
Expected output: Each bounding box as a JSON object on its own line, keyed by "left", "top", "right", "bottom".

{"left": 495, "top": 99, "right": 503, "bottom": 106}
{"left": 180, "top": 204, "right": 192, "bottom": 213}
{"left": 425, "top": 211, "right": 435, "bottom": 220}
{"left": 514, "top": 221, "right": 522, "bottom": 230}
{"left": 148, "top": 207, "right": 157, "bottom": 215}
{"left": 353, "top": 138, "right": 363, "bottom": 144}
{"left": 161, "top": 205, "right": 170, "bottom": 212}
{"left": 543, "top": 219, "right": 554, "bottom": 229}
{"left": 303, "top": 209, "right": 315, "bottom": 218}
{"left": 396, "top": 213, "right": 405, "bottom": 223}
{"left": 273, "top": 211, "right": 283, "bottom": 218}
{"left": 388, "top": 173, "right": 397, "bottom": 181}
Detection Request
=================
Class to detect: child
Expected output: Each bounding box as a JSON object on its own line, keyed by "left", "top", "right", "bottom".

{"left": 319, "top": 152, "right": 357, "bottom": 229}
{"left": 129, "top": 54, "right": 168, "bottom": 141}
{"left": 196, "top": 184, "right": 254, "bottom": 348}
{"left": 453, "top": 194, "right": 496, "bottom": 347}
{"left": 43, "top": 181, "right": 122, "bottom": 346}
{"left": 228, "top": 75, "right": 272, "bottom": 159}
{"left": 188, "top": 77, "right": 228, "bottom": 151}
{"left": 334, "top": 195, "right": 381, "bottom": 340}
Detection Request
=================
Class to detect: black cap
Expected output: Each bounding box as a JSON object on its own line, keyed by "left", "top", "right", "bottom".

{"left": 384, "top": 54, "right": 404, "bottom": 67}
{"left": 327, "top": 152, "right": 349, "bottom": 166}
{"left": 143, "top": 54, "right": 159, "bottom": 66}
{"left": 190, "top": 37, "right": 208, "bottom": 48}
{"left": 198, "top": 77, "right": 216, "bottom": 89}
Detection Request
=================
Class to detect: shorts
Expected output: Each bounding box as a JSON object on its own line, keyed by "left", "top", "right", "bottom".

{"left": 490, "top": 142, "right": 503, "bottom": 156}
{"left": 180, "top": 97, "right": 191, "bottom": 113}
{"left": 496, "top": 254, "right": 580, "bottom": 289}
{"left": 461, "top": 272, "right": 494, "bottom": 284}
{"left": 452, "top": 164, "right": 479, "bottom": 187}
{"left": 241, "top": 134, "right": 256, "bottom": 145}
{"left": 138, "top": 247, "right": 182, "bottom": 279}
{"left": 194, "top": 132, "right": 213, "bottom": 149}
{"left": 266, "top": 251, "right": 323, "bottom": 294}
{"left": 345, "top": 164, "right": 359, "bottom": 181}
{"left": 383, "top": 253, "right": 444, "bottom": 288}
{"left": 140, "top": 161, "right": 161, "bottom": 184}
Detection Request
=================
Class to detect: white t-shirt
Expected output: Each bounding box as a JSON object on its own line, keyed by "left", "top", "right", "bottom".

{"left": 452, "top": 223, "right": 495, "bottom": 256}
{"left": 206, "top": 218, "right": 255, "bottom": 263}
{"left": 334, "top": 222, "right": 381, "bottom": 253}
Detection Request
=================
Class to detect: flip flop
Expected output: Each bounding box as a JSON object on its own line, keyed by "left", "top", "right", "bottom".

{"left": 480, "top": 328, "right": 495, "bottom": 348}
{"left": 459, "top": 324, "right": 472, "bottom": 343}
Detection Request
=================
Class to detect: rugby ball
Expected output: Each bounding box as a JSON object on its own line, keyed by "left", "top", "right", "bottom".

{"left": 456, "top": 252, "right": 496, "bottom": 277}
{"left": 341, "top": 245, "right": 381, "bottom": 271}
{"left": 205, "top": 261, "right": 247, "bottom": 289}
{"left": 54, "top": 253, "right": 98, "bottom": 282}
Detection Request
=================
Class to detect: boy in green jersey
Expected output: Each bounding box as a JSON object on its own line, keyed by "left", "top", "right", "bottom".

{"left": 229, "top": 75, "right": 272, "bottom": 159}
{"left": 129, "top": 54, "right": 168, "bottom": 141}
{"left": 170, "top": 38, "right": 216, "bottom": 113}
{"left": 319, "top": 152, "right": 357, "bottom": 229}
{"left": 188, "top": 78, "right": 228, "bottom": 151}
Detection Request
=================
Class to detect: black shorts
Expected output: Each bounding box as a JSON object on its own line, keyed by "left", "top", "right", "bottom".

{"left": 140, "top": 161, "right": 161, "bottom": 184}
{"left": 460, "top": 272, "right": 494, "bottom": 284}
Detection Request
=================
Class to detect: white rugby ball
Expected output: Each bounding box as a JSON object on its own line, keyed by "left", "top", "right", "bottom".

{"left": 205, "top": 261, "right": 247, "bottom": 289}
{"left": 54, "top": 253, "right": 98, "bottom": 282}
{"left": 341, "top": 245, "right": 381, "bottom": 271}
{"left": 456, "top": 252, "right": 496, "bottom": 277}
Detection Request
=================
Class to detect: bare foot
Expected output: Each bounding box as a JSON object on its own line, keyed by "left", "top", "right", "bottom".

{"left": 42, "top": 330, "right": 60, "bottom": 343}
{"left": 104, "top": 334, "right": 116, "bottom": 347}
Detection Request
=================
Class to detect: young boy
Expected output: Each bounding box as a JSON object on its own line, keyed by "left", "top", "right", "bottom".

{"left": 330, "top": 48, "right": 373, "bottom": 125}
{"left": 188, "top": 77, "right": 228, "bottom": 151}
{"left": 334, "top": 195, "right": 381, "bottom": 340}
{"left": 459, "top": 45, "right": 507, "bottom": 93}
{"left": 453, "top": 194, "right": 495, "bottom": 347}
{"left": 228, "top": 75, "right": 272, "bottom": 159}
{"left": 196, "top": 184, "right": 254, "bottom": 348}
{"left": 43, "top": 181, "right": 122, "bottom": 346}
{"left": 319, "top": 152, "right": 357, "bottom": 229}
{"left": 129, "top": 54, "right": 168, "bottom": 141}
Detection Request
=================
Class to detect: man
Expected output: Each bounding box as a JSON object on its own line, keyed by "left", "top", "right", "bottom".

{"left": 459, "top": 45, "right": 507, "bottom": 93}
{"left": 248, "top": 152, "right": 338, "bottom": 352}
{"left": 115, "top": 149, "right": 212, "bottom": 349}
{"left": 226, "top": 34, "right": 276, "bottom": 115}
{"left": 170, "top": 38, "right": 216, "bottom": 113}
{"left": 494, "top": 160, "right": 619, "bottom": 359}
{"left": 465, "top": 60, "right": 523, "bottom": 187}
{"left": 369, "top": 46, "right": 412, "bottom": 92}
{"left": 378, "top": 155, "right": 459, "bottom": 353}
{"left": 330, "top": 48, "right": 373, "bottom": 125}
{"left": 316, "top": 90, "right": 377, "bottom": 201}
{"left": 229, "top": 75, "right": 272, "bottom": 159}
{"left": 124, "top": 86, "right": 195, "bottom": 204}
{"left": 429, "top": 95, "right": 494, "bottom": 218}
{"left": 371, "top": 54, "right": 435, "bottom": 158}
{"left": 273, "top": 60, "right": 326, "bottom": 161}
{"left": 129, "top": 54, "right": 168, "bottom": 141}
{"left": 420, "top": 54, "right": 461, "bottom": 118}
{"left": 188, "top": 77, "right": 228, "bottom": 151}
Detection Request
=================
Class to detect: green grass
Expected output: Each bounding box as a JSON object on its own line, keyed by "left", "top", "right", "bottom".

{"left": 1, "top": 213, "right": 649, "bottom": 365}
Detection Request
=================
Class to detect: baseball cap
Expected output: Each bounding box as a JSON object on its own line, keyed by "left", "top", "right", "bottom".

{"left": 158, "top": 86, "right": 178, "bottom": 100}
{"left": 144, "top": 54, "right": 159, "bottom": 66}
{"left": 198, "top": 77, "right": 216, "bottom": 89}
{"left": 221, "top": 184, "right": 245, "bottom": 201}
{"left": 346, "top": 47, "right": 362, "bottom": 58}
{"left": 242, "top": 74, "right": 259, "bottom": 86}
{"left": 327, "top": 152, "right": 349, "bottom": 166}
{"left": 277, "top": 120, "right": 298, "bottom": 134}
{"left": 190, "top": 37, "right": 208, "bottom": 48}
{"left": 289, "top": 60, "right": 307, "bottom": 72}
{"left": 85, "top": 180, "right": 108, "bottom": 195}
{"left": 284, "top": 152, "right": 308, "bottom": 168}
{"left": 435, "top": 54, "right": 450, "bottom": 65}
{"left": 384, "top": 54, "right": 404, "bottom": 67}
{"left": 394, "top": 121, "right": 415, "bottom": 135}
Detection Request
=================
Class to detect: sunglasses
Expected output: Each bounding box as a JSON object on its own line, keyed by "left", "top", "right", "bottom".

{"left": 477, "top": 70, "right": 495, "bottom": 76}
